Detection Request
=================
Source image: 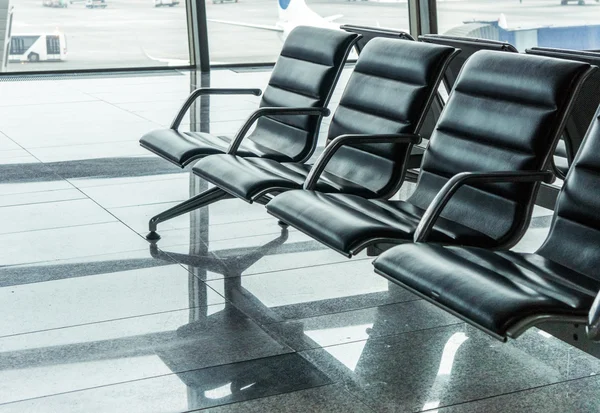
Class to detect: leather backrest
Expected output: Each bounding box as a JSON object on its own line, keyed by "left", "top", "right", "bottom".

{"left": 418, "top": 35, "right": 517, "bottom": 143}
{"left": 248, "top": 26, "right": 359, "bottom": 162}
{"left": 419, "top": 35, "right": 517, "bottom": 91}
{"left": 323, "top": 38, "right": 458, "bottom": 197}
{"left": 341, "top": 24, "right": 414, "bottom": 54}
{"left": 539, "top": 108, "right": 600, "bottom": 278}
{"left": 408, "top": 51, "right": 593, "bottom": 247}
{"left": 526, "top": 48, "right": 600, "bottom": 166}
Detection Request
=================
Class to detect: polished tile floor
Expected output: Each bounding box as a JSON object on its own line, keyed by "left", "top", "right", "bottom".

{"left": 0, "top": 68, "right": 599, "bottom": 413}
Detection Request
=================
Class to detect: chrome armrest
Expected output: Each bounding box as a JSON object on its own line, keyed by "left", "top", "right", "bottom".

{"left": 170, "top": 88, "right": 262, "bottom": 130}
{"left": 303, "top": 133, "right": 421, "bottom": 190}
{"left": 227, "top": 107, "right": 330, "bottom": 154}
{"left": 413, "top": 170, "right": 555, "bottom": 243}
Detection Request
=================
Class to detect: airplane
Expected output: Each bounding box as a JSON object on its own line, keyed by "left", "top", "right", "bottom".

{"left": 208, "top": 0, "right": 344, "bottom": 42}
{"left": 144, "top": 0, "right": 348, "bottom": 65}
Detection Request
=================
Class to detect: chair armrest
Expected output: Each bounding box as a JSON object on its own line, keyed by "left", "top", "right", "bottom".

{"left": 587, "top": 291, "right": 600, "bottom": 341}
{"left": 170, "top": 88, "right": 262, "bottom": 130}
{"left": 413, "top": 170, "right": 555, "bottom": 243}
{"left": 551, "top": 159, "right": 568, "bottom": 181}
{"left": 303, "top": 133, "right": 421, "bottom": 190}
{"left": 227, "top": 107, "right": 331, "bottom": 154}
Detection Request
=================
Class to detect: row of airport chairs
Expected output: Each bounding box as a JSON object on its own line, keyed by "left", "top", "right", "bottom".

{"left": 342, "top": 24, "right": 600, "bottom": 181}
{"left": 139, "top": 25, "right": 600, "bottom": 354}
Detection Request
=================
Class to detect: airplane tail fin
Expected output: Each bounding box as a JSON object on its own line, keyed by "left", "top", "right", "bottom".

{"left": 278, "top": 0, "right": 311, "bottom": 21}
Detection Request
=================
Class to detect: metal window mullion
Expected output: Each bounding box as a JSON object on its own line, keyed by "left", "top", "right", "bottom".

{"left": 187, "top": 0, "right": 210, "bottom": 72}
{"left": 408, "top": 0, "right": 438, "bottom": 38}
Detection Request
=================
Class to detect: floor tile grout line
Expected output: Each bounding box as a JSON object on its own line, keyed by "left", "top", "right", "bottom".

{"left": 12, "top": 138, "right": 155, "bottom": 151}
{"left": 258, "top": 297, "right": 431, "bottom": 327}
{"left": 285, "top": 320, "right": 465, "bottom": 353}
{"left": 88, "top": 89, "right": 173, "bottom": 124}
{"left": 0, "top": 348, "right": 301, "bottom": 408}
{"left": 418, "top": 374, "right": 600, "bottom": 413}
{"left": 0, "top": 219, "right": 124, "bottom": 239}
{"left": 293, "top": 322, "right": 468, "bottom": 357}
{"left": 0, "top": 244, "right": 169, "bottom": 271}
{"left": 179, "top": 263, "right": 428, "bottom": 339}
{"left": 0, "top": 195, "right": 88, "bottom": 210}
{"left": 0, "top": 302, "right": 225, "bottom": 340}
{"left": 182, "top": 383, "right": 343, "bottom": 413}
{"left": 0, "top": 98, "right": 100, "bottom": 109}
{"left": 175, "top": 255, "right": 374, "bottom": 283}
{"left": 70, "top": 173, "right": 189, "bottom": 191}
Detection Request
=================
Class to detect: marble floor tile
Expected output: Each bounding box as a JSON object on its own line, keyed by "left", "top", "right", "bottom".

{"left": 0, "top": 306, "right": 291, "bottom": 404}
{"left": 199, "top": 383, "right": 375, "bottom": 413}
{"left": 0, "top": 134, "right": 22, "bottom": 151}
{"left": 51, "top": 155, "right": 182, "bottom": 183}
{"left": 0, "top": 247, "right": 178, "bottom": 287}
{"left": 202, "top": 230, "right": 364, "bottom": 279}
{"left": 0, "top": 222, "right": 148, "bottom": 266}
{"left": 132, "top": 107, "right": 255, "bottom": 126}
{"left": 0, "top": 179, "right": 75, "bottom": 197}
{"left": 28, "top": 141, "right": 150, "bottom": 163}
{"left": 265, "top": 300, "right": 461, "bottom": 351}
{"left": 158, "top": 233, "right": 353, "bottom": 281}
{"left": 0, "top": 101, "right": 144, "bottom": 128}
{"left": 108, "top": 195, "right": 271, "bottom": 238}
{"left": 70, "top": 171, "right": 184, "bottom": 190}
{"left": 0, "top": 160, "right": 62, "bottom": 186}
{"left": 0, "top": 353, "right": 331, "bottom": 413}
{"left": 4, "top": 119, "right": 160, "bottom": 149}
{"left": 206, "top": 259, "right": 417, "bottom": 324}
{"left": 0, "top": 188, "right": 85, "bottom": 208}
{"left": 142, "top": 217, "right": 282, "bottom": 246}
{"left": 300, "top": 324, "right": 600, "bottom": 413}
{"left": 435, "top": 375, "right": 600, "bottom": 413}
{"left": 178, "top": 122, "right": 240, "bottom": 136}
{"left": 0, "top": 149, "right": 31, "bottom": 160}
{"left": 0, "top": 90, "right": 94, "bottom": 108}
{"left": 0, "top": 198, "right": 116, "bottom": 235}
{"left": 114, "top": 97, "right": 257, "bottom": 114}
{"left": 79, "top": 174, "right": 191, "bottom": 208}
{"left": 0, "top": 252, "right": 224, "bottom": 336}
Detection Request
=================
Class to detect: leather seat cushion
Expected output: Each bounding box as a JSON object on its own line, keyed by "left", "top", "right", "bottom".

{"left": 140, "top": 129, "right": 294, "bottom": 167}
{"left": 373, "top": 243, "right": 599, "bottom": 336}
{"left": 193, "top": 155, "right": 379, "bottom": 201}
{"left": 266, "top": 191, "right": 496, "bottom": 256}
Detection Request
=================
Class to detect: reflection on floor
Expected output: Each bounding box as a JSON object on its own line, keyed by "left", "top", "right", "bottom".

{"left": 0, "top": 68, "right": 598, "bottom": 413}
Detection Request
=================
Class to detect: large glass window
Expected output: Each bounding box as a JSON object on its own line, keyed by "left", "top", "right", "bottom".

{"left": 437, "top": 0, "right": 600, "bottom": 50}
{"left": 4, "top": 0, "right": 190, "bottom": 72}
{"left": 206, "top": 0, "right": 410, "bottom": 64}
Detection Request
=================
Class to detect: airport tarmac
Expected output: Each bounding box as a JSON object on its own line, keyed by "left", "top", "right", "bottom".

{"left": 5, "top": 0, "right": 600, "bottom": 72}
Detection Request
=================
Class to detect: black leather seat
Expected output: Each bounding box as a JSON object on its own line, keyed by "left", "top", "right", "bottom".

{"left": 373, "top": 106, "right": 600, "bottom": 341}
{"left": 419, "top": 35, "right": 518, "bottom": 91}
{"left": 342, "top": 25, "right": 429, "bottom": 174}
{"left": 340, "top": 24, "right": 414, "bottom": 53}
{"left": 266, "top": 51, "right": 594, "bottom": 257}
{"left": 526, "top": 47, "right": 600, "bottom": 180}
{"left": 192, "top": 39, "right": 458, "bottom": 203}
{"left": 416, "top": 35, "right": 518, "bottom": 173}
{"left": 140, "top": 26, "right": 358, "bottom": 168}
{"left": 139, "top": 26, "right": 359, "bottom": 240}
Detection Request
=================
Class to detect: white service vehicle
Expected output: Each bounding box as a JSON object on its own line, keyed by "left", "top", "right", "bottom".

{"left": 42, "top": 0, "right": 68, "bottom": 7}
{"left": 9, "top": 34, "right": 68, "bottom": 63}
{"left": 154, "top": 0, "right": 179, "bottom": 7}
